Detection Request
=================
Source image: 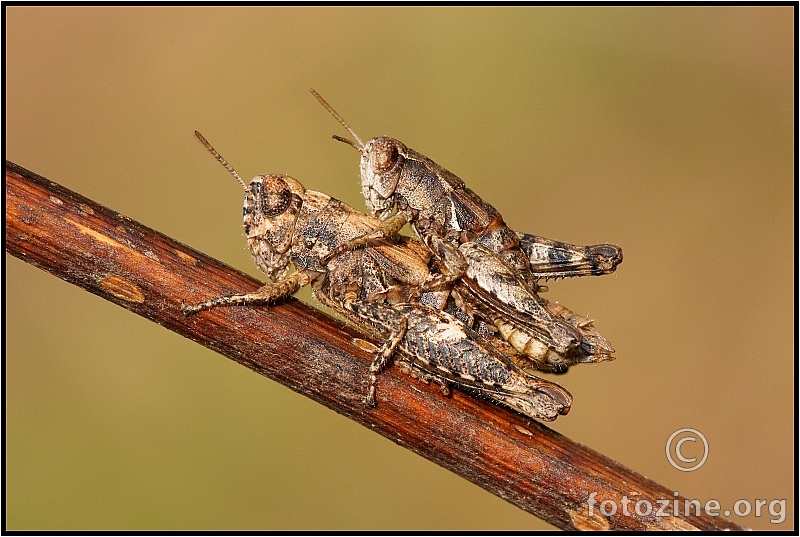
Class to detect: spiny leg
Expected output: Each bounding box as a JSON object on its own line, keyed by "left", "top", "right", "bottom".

{"left": 181, "top": 271, "right": 311, "bottom": 315}
{"left": 321, "top": 212, "right": 409, "bottom": 266}
{"left": 365, "top": 315, "right": 407, "bottom": 407}
{"left": 343, "top": 296, "right": 410, "bottom": 407}
{"left": 516, "top": 232, "right": 623, "bottom": 279}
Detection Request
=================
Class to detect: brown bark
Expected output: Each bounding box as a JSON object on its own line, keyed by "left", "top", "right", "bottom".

{"left": 5, "top": 160, "right": 745, "bottom": 531}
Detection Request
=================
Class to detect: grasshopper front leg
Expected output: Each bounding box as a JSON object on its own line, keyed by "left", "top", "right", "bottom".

{"left": 407, "top": 235, "right": 468, "bottom": 301}
{"left": 181, "top": 271, "right": 312, "bottom": 315}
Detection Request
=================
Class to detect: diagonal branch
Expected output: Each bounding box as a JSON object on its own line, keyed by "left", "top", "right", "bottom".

{"left": 4, "top": 160, "right": 744, "bottom": 531}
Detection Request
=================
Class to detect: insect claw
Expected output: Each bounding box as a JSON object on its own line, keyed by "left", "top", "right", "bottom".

{"left": 320, "top": 250, "right": 338, "bottom": 266}
{"left": 180, "top": 299, "right": 201, "bottom": 316}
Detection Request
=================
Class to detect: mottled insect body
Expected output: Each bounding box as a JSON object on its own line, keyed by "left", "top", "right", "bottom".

{"left": 339, "top": 300, "right": 572, "bottom": 420}
{"left": 183, "top": 132, "right": 574, "bottom": 421}
{"left": 445, "top": 285, "right": 614, "bottom": 373}
{"left": 458, "top": 242, "right": 615, "bottom": 372}
{"left": 310, "top": 90, "right": 622, "bottom": 362}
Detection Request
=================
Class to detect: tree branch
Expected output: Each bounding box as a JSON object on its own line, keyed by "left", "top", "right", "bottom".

{"left": 5, "top": 160, "right": 744, "bottom": 531}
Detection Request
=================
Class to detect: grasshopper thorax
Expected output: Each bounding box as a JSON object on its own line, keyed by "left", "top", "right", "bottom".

{"left": 243, "top": 174, "right": 305, "bottom": 281}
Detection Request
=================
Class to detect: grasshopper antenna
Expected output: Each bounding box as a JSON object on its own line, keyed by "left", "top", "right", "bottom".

{"left": 309, "top": 88, "right": 365, "bottom": 154}
{"left": 194, "top": 130, "right": 249, "bottom": 191}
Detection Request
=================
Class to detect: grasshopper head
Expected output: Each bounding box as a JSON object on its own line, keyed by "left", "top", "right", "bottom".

{"left": 194, "top": 131, "right": 306, "bottom": 282}
{"left": 243, "top": 174, "right": 305, "bottom": 281}
{"left": 309, "top": 90, "right": 405, "bottom": 219}
{"left": 360, "top": 136, "right": 407, "bottom": 219}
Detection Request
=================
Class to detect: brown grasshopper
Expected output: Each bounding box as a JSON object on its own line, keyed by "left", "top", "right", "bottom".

{"left": 182, "top": 132, "right": 578, "bottom": 421}
{"left": 310, "top": 90, "right": 622, "bottom": 366}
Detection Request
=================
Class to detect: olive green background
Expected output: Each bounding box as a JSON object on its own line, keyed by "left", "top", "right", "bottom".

{"left": 6, "top": 6, "right": 794, "bottom": 531}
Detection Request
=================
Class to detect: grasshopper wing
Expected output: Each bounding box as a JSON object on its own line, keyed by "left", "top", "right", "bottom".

{"left": 458, "top": 242, "right": 582, "bottom": 356}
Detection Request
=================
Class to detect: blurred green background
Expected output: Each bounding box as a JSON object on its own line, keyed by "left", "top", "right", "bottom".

{"left": 6, "top": 6, "right": 793, "bottom": 531}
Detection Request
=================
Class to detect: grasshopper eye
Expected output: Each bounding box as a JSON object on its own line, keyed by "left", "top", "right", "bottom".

{"left": 251, "top": 176, "right": 292, "bottom": 217}
{"left": 370, "top": 138, "right": 401, "bottom": 172}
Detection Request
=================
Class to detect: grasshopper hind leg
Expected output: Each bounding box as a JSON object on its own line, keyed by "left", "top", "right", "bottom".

{"left": 342, "top": 297, "right": 409, "bottom": 407}
{"left": 365, "top": 316, "right": 407, "bottom": 407}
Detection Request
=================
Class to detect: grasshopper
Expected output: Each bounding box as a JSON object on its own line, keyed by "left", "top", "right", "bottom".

{"left": 310, "top": 90, "right": 622, "bottom": 363}
{"left": 182, "top": 132, "right": 577, "bottom": 421}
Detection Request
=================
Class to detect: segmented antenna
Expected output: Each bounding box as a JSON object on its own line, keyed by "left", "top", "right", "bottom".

{"left": 309, "top": 88, "right": 365, "bottom": 153}
{"left": 332, "top": 134, "right": 364, "bottom": 152}
{"left": 194, "top": 130, "right": 249, "bottom": 191}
